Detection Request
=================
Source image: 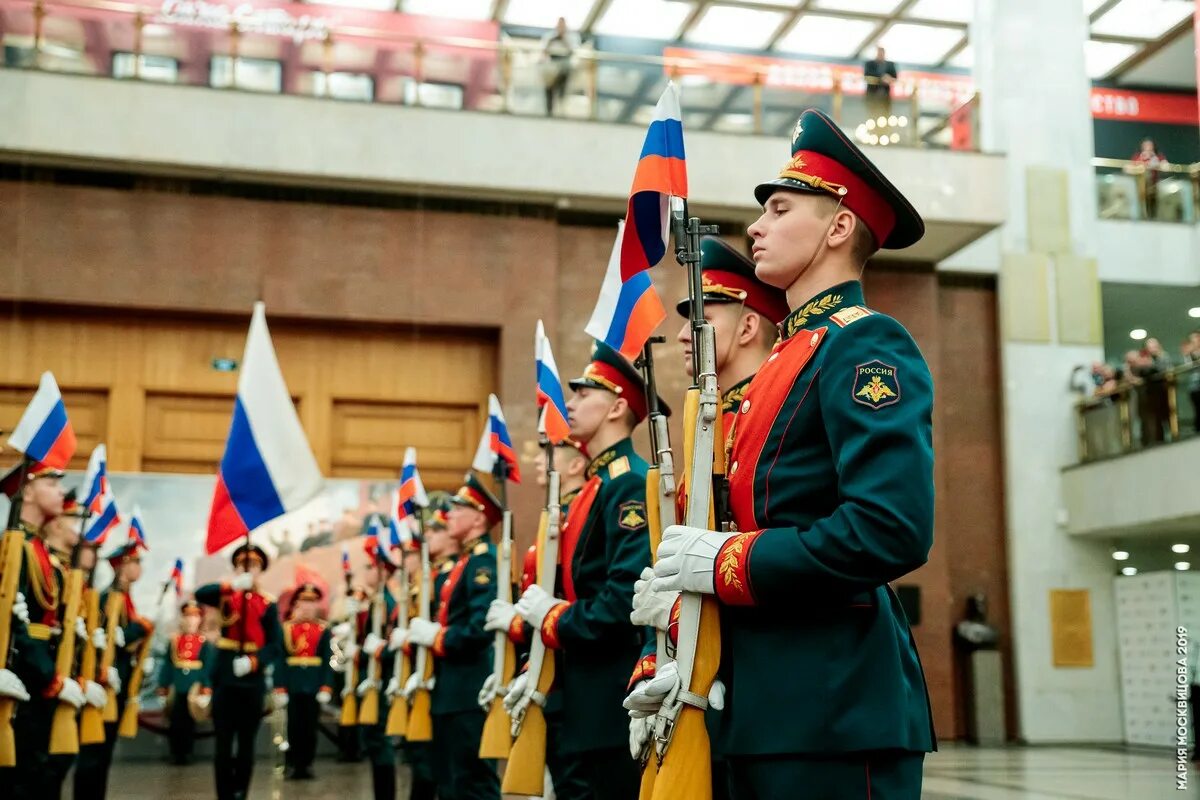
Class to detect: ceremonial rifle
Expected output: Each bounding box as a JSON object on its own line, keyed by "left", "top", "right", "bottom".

{"left": 0, "top": 457, "right": 31, "bottom": 766}
{"left": 73, "top": 500, "right": 105, "bottom": 745}
{"left": 357, "top": 552, "right": 385, "bottom": 726}
{"left": 501, "top": 424, "right": 559, "bottom": 797}
{"left": 651, "top": 200, "right": 725, "bottom": 800}
{"left": 384, "top": 553, "right": 411, "bottom": 737}
{"left": 405, "top": 508, "right": 435, "bottom": 742}
{"left": 339, "top": 558, "right": 359, "bottom": 727}
{"left": 634, "top": 336, "right": 677, "bottom": 800}
{"left": 479, "top": 460, "right": 515, "bottom": 759}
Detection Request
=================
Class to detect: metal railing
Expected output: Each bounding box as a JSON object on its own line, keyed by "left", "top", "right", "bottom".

{"left": 0, "top": 0, "right": 978, "bottom": 147}
{"left": 1076, "top": 361, "right": 1199, "bottom": 463}
{"left": 1094, "top": 157, "right": 1200, "bottom": 224}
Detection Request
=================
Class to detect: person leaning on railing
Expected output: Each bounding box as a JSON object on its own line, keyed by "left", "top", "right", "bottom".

{"left": 1182, "top": 331, "right": 1200, "bottom": 433}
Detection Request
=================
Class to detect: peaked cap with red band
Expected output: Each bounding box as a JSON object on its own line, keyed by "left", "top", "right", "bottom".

{"left": 1, "top": 460, "right": 65, "bottom": 500}
{"left": 447, "top": 472, "right": 503, "bottom": 529}
{"left": 754, "top": 108, "right": 924, "bottom": 250}
{"left": 676, "top": 236, "right": 790, "bottom": 325}
{"left": 568, "top": 340, "right": 671, "bottom": 424}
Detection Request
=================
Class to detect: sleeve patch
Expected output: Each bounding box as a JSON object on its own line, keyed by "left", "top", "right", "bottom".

{"left": 473, "top": 568, "right": 492, "bottom": 585}
{"left": 618, "top": 501, "right": 647, "bottom": 531}
{"left": 852, "top": 360, "right": 901, "bottom": 409}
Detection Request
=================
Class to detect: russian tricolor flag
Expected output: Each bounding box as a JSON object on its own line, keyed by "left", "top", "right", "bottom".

{"left": 128, "top": 505, "right": 149, "bottom": 550}
{"left": 396, "top": 447, "right": 428, "bottom": 535}
{"left": 535, "top": 321, "right": 570, "bottom": 444}
{"left": 341, "top": 545, "right": 351, "bottom": 575}
{"left": 620, "top": 82, "right": 687, "bottom": 281}
{"left": 84, "top": 490, "right": 121, "bottom": 546}
{"left": 82, "top": 445, "right": 120, "bottom": 545}
{"left": 7, "top": 372, "right": 76, "bottom": 470}
{"left": 364, "top": 514, "right": 393, "bottom": 567}
{"left": 206, "top": 303, "right": 323, "bottom": 554}
{"left": 170, "top": 558, "right": 184, "bottom": 598}
{"left": 472, "top": 394, "right": 521, "bottom": 483}
{"left": 585, "top": 219, "right": 667, "bottom": 360}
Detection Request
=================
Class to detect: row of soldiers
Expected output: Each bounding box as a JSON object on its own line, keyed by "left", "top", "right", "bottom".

{"left": 0, "top": 107, "right": 937, "bottom": 800}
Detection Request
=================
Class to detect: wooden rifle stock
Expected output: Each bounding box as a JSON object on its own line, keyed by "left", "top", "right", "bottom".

{"left": 638, "top": 464, "right": 663, "bottom": 800}
{"left": 0, "top": 528, "right": 24, "bottom": 766}
{"left": 479, "top": 507, "right": 515, "bottom": 759}
{"left": 118, "top": 620, "right": 155, "bottom": 738}
{"left": 358, "top": 586, "right": 384, "bottom": 726}
{"left": 78, "top": 587, "right": 105, "bottom": 744}
{"left": 406, "top": 539, "right": 435, "bottom": 742}
{"left": 385, "top": 569, "right": 412, "bottom": 737}
{"left": 98, "top": 591, "right": 124, "bottom": 723}
{"left": 49, "top": 569, "right": 85, "bottom": 753}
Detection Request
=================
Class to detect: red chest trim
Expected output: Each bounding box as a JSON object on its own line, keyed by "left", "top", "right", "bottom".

{"left": 285, "top": 621, "right": 324, "bottom": 657}
{"left": 174, "top": 633, "right": 206, "bottom": 662}
{"left": 520, "top": 545, "right": 538, "bottom": 594}
{"left": 28, "top": 539, "right": 59, "bottom": 624}
{"left": 728, "top": 327, "right": 827, "bottom": 531}
{"left": 559, "top": 475, "right": 601, "bottom": 602}
{"left": 437, "top": 555, "right": 471, "bottom": 626}
{"left": 222, "top": 590, "right": 270, "bottom": 648}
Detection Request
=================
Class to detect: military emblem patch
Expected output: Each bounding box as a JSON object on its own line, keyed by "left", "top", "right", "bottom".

{"left": 852, "top": 361, "right": 900, "bottom": 409}
{"left": 618, "top": 501, "right": 647, "bottom": 531}
{"left": 473, "top": 568, "right": 492, "bottom": 585}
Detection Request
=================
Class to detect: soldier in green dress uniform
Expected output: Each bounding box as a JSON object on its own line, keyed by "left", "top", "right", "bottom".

{"left": 194, "top": 543, "right": 283, "bottom": 800}
{"left": 513, "top": 343, "right": 666, "bottom": 800}
{"left": 156, "top": 599, "right": 213, "bottom": 765}
{"left": 75, "top": 536, "right": 150, "bottom": 800}
{"left": 642, "top": 108, "right": 936, "bottom": 800}
{"left": 274, "top": 581, "right": 331, "bottom": 780}
{"left": 406, "top": 474, "right": 500, "bottom": 800}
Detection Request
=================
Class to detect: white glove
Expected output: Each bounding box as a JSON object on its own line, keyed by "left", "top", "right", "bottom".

{"left": 503, "top": 671, "right": 529, "bottom": 716}
{"left": 402, "top": 670, "right": 432, "bottom": 699}
{"left": 273, "top": 691, "right": 289, "bottom": 710}
{"left": 12, "top": 592, "right": 28, "bottom": 625}
{"left": 316, "top": 689, "right": 332, "bottom": 705}
{"left": 0, "top": 668, "right": 30, "bottom": 701}
{"left": 194, "top": 692, "right": 211, "bottom": 710}
{"left": 230, "top": 572, "right": 254, "bottom": 592}
{"left": 356, "top": 677, "right": 379, "bottom": 697}
{"left": 629, "top": 713, "right": 654, "bottom": 761}
{"left": 477, "top": 673, "right": 500, "bottom": 711}
{"left": 344, "top": 597, "right": 362, "bottom": 617}
{"left": 341, "top": 680, "right": 353, "bottom": 699}
{"left": 91, "top": 627, "right": 107, "bottom": 651}
{"left": 114, "top": 627, "right": 126, "bottom": 648}
{"left": 141, "top": 657, "right": 155, "bottom": 675}
{"left": 344, "top": 642, "right": 360, "bottom": 662}
{"left": 388, "top": 627, "right": 408, "bottom": 652}
{"left": 406, "top": 618, "right": 442, "bottom": 648}
{"left": 332, "top": 621, "right": 354, "bottom": 641}
{"left": 385, "top": 677, "right": 399, "bottom": 698}
{"left": 107, "top": 666, "right": 122, "bottom": 693}
{"left": 363, "top": 633, "right": 384, "bottom": 657}
{"left": 484, "top": 600, "right": 517, "bottom": 633}
{"left": 514, "top": 585, "right": 561, "bottom": 629}
{"left": 232, "top": 655, "right": 254, "bottom": 677}
{"left": 84, "top": 680, "right": 107, "bottom": 709}
{"left": 630, "top": 567, "right": 678, "bottom": 631}
{"left": 622, "top": 661, "right": 725, "bottom": 719}
{"left": 58, "top": 677, "right": 86, "bottom": 709}
{"left": 650, "top": 525, "right": 738, "bottom": 595}
{"left": 75, "top": 616, "right": 87, "bottom": 641}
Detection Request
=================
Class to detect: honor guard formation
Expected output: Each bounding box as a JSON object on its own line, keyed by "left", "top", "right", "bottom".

{"left": 0, "top": 107, "right": 941, "bottom": 800}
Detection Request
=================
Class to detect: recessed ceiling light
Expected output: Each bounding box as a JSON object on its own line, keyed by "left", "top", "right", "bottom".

{"left": 1188, "top": 307, "right": 1200, "bottom": 318}
{"left": 1130, "top": 328, "right": 1148, "bottom": 340}
{"left": 1177, "top": 561, "right": 1192, "bottom": 571}
{"left": 1112, "top": 550, "right": 1130, "bottom": 560}
{"left": 1121, "top": 566, "right": 1138, "bottom": 576}
{"left": 1173, "top": 544, "right": 1191, "bottom": 554}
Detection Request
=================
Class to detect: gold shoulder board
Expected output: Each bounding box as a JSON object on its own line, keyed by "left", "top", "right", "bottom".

{"left": 831, "top": 306, "right": 873, "bottom": 328}
{"left": 608, "top": 456, "right": 630, "bottom": 479}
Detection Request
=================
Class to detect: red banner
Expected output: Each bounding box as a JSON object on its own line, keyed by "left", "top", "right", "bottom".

{"left": 1090, "top": 87, "right": 1199, "bottom": 126}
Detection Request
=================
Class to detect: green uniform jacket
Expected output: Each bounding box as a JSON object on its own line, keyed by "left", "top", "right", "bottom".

{"left": 276, "top": 621, "right": 332, "bottom": 696}
{"left": 10, "top": 533, "right": 65, "bottom": 695}
{"left": 194, "top": 582, "right": 283, "bottom": 691}
{"left": 156, "top": 633, "right": 213, "bottom": 695}
{"left": 98, "top": 586, "right": 151, "bottom": 702}
{"left": 430, "top": 537, "right": 495, "bottom": 716}
{"left": 540, "top": 438, "right": 652, "bottom": 755}
{"left": 347, "top": 590, "right": 396, "bottom": 699}
{"left": 716, "top": 281, "right": 935, "bottom": 757}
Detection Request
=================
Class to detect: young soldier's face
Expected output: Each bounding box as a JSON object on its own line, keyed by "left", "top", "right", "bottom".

{"left": 748, "top": 191, "right": 833, "bottom": 290}
{"left": 77, "top": 545, "right": 97, "bottom": 572}
{"left": 403, "top": 551, "right": 421, "bottom": 576}
{"left": 426, "top": 526, "right": 451, "bottom": 558}
{"left": 44, "top": 514, "right": 81, "bottom": 550}
{"left": 293, "top": 598, "right": 318, "bottom": 620}
{"left": 566, "top": 387, "right": 617, "bottom": 444}
{"left": 446, "top": 505, "right": 482, "bottom": 542}
{"left": 676, "top": 303, "right": 746, "bottom": 379}
{"left": 25, "top": 476, "right": 65, "bottom": 518}
{"left": 120, "top": 556, "right": 143, "bottom": 583}
{"left": 181, "top": 613, "right": 201, "bottom": 634}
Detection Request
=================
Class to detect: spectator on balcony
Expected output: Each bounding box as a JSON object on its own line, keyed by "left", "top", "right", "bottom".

{"left": 540, "top": 17, "right": 579, "bottom": 117}
{"left": 1183, "top": 332, "right": 1200, "bottom": 434}
{"left": 863, "top": 46, "right": 897, "bottom": 123}
{"left": 1135, "top": 338, "right": 1172, "bottom": 445}
{"left": 1127, "top": 138, "right": 1168, "bottom": 219}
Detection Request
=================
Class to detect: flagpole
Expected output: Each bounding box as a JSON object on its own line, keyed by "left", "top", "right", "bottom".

{"left": 4, "top": 457, "right": 31, "bottom": 532}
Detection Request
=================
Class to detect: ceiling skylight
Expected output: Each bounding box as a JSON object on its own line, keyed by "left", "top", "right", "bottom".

{"left": 686, "top": 5, "right": 787, "bottom": 50}
{"left": 1091, "top": 0, "right": 1193, "bottom": 40}
{"left": 402, "top": 0, "right": 491, "bottom": 20}
{"left": 593, "top": 0, "right": 693, "bottom": 40}
{"left": 776, "top": 14, "right": 878, "bottom": 58}
{"left": 868, "top": 22, "right": 964, "bottom": 64}
{"left": 502, "top": 0, "right": 598, "bottom": 29}
{"left": 1084, "top": 39, "right": 1140, "bottom": 76}
{"left": 906, "top": 0, "right": 973, "bottom": 24}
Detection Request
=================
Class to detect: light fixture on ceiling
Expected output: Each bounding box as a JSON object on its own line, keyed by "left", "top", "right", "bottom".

{"left": 1112, "top": 550, "right": 1130, "bottom": 560}
{"left": 1177, "top": 561, "right": 1191, "bottom": 571}
{"left": 1189, "top": 307, "right": 1200, "bottom": 318}
{"left": 1121, "top": 566, "right": 1138, "bottom": 576}
{"left": 1130, "top": 328, "right": 1148, "bottom": 340}
{"left": 1172, "top": 544, "right": 1191, "bottom": 554}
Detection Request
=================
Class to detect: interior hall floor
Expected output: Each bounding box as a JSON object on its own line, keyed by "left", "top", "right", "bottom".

{"left": 77, "top": 743, "right": 1187, "bottom": 799}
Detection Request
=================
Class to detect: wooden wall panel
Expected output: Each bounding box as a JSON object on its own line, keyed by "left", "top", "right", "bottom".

{"left": 142, "top": 393, "right": 236, "bottom": 473}
{"left": 330, "top": 400, "right": 480, "bottom": 488}
{"left": 0, "top": 386, "right": 108, "bottom": 471}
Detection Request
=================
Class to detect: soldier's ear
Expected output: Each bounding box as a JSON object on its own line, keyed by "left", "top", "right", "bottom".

{"left": 606, "top": 395, "right": 631, "bottom": 424}
{"left": 737, "top": 311, "right": 761, "bottom": 346}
